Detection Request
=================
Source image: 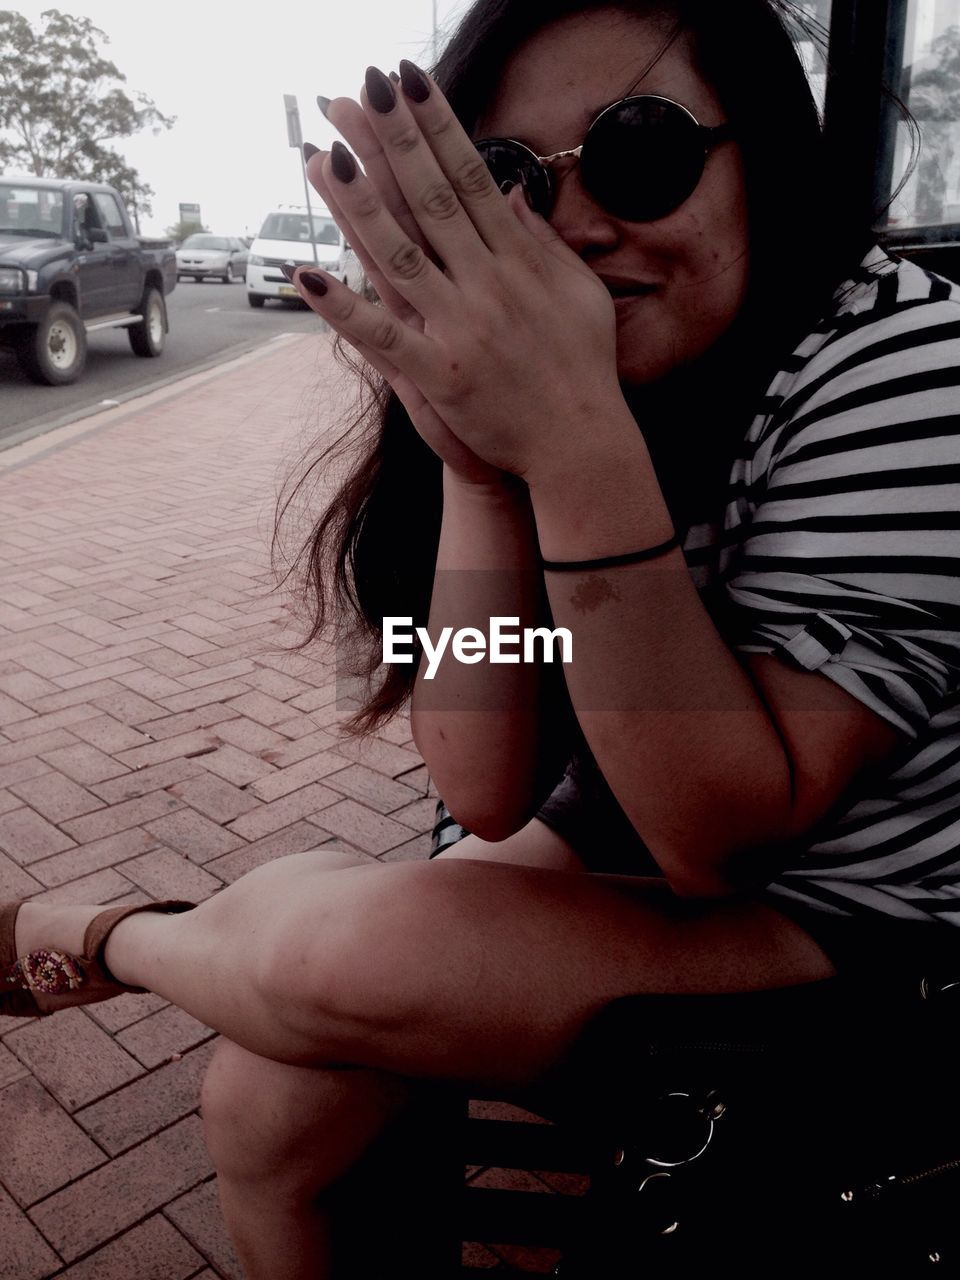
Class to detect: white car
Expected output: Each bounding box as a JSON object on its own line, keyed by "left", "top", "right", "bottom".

{"left": 176, "top": 234, "right": 248, "bottom": 283}
{"left": 246, "top": 206, "right": 356, "bottom": 307}
{"left": 338, "top": 241, "right": 369, "bottom": 295}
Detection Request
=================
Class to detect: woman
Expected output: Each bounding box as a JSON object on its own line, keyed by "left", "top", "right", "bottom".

{"left": 4, "top": 2, "right": 960, "bottom": 1276}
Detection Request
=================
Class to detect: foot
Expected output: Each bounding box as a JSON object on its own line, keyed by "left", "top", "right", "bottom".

{"left": 1, "top": 899, "right": 195, "bottom": 1017}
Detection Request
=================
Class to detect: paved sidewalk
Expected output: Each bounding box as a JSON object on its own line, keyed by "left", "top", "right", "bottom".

{"left": 0, "top": 332, "right": 472, "bottom": 1279}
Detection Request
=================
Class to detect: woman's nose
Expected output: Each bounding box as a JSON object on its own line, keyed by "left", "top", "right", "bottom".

{"left": 546, "top": 160, "right": 620, "bottom": 256}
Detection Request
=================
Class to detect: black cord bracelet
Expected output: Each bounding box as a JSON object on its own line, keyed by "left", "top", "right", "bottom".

{"left": 540, "top": 533, "right": 681, "bottom": 572}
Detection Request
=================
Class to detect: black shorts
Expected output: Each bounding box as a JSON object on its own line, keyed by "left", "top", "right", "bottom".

{"left": 761, "top": 897, "right": 959, "bottom": 977}
{"left": 535, "top": 753, "right": 661, "bottom": 874}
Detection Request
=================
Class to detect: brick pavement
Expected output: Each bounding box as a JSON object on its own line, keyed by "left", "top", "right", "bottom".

{"left": 0, "top": 333, "right": 564, "bottom": 1279}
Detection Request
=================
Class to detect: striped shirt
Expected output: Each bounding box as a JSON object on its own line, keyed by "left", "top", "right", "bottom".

{"left": 683, "top": 246, "right": 960, "bottom": 925}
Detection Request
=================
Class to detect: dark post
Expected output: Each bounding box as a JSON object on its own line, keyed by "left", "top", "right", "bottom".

{"left": 822, "top": 0, "right": 899, "bottom": 234}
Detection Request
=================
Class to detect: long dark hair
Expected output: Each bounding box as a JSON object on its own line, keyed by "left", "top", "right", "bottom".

{"left": 275, "top": 0, "right": 875, "bottom": 734}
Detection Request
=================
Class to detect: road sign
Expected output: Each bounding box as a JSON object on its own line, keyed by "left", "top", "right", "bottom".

{"left": 283, "top": 95, "right": 302, "bottom": 149}
{"left": 179, "top": 202, "right": 201, "bottom": 222}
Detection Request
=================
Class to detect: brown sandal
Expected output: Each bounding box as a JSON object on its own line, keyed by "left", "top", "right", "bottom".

{"left": 1, "top": 899, "right": 195, "bottom": 1017}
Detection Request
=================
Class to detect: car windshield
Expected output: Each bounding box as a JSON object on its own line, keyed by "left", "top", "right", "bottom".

{"left": 257, "top": 213, "right": 339, "bottom": 245}
{"left": 181, "top": 235, "right": 230, "bottom": 250}
{"left": 0, "top": 184, "right": 64, "bottom": 237}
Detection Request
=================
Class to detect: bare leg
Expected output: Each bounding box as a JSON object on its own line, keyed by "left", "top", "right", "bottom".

{"left": 13, "top": 830, "right": 833, "bottom": 1278}
{"left": 14, "top": 843, "right": 834, "bottom": 1083}
{"left": 200, "top": 822, "right": 588, "bottom": 1280}
{"left": 202, "top": 1040, "right": 412, "bottom": 1280}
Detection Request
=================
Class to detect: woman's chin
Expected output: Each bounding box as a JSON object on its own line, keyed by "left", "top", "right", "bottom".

{"left": 614, "top": 301, "right": 675, "bottom": 386}
{"left": 615, "top": 337, "right": 681, "bottom": 387}
{"left": 616, "top": 310, "right": 728, "bottom": 388}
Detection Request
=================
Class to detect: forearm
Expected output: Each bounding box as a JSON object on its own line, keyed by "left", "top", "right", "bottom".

{"left": 529, "top": 425, "right": 793, "bottom": 895}
{"left": 410, "top": 466, "right": 555, "bottom": 838}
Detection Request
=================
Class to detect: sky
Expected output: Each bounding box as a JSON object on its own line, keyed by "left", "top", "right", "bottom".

{"left": 7, "top": 0, "right": 472, "bottom": 237}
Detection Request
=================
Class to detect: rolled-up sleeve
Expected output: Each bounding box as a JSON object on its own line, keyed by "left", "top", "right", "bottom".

{"left": 725, "top": 301, "right": 960, "bottom": 738}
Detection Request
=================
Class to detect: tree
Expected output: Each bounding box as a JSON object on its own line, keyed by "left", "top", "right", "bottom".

{"left": 0, "top": 9, "right": 173, "bottom": 221}
{"left": 909, "top": 24, "right": 960, "bottom": 122}
{"left": 906, "top": 25, "right": 960, "bottom": 224}
{"left": 104, "top": 157, "right": 156, "bottom": 233}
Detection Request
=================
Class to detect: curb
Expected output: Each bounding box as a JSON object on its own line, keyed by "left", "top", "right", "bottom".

{"left": 0, "top": 332, "right": 320, "bottom": 473}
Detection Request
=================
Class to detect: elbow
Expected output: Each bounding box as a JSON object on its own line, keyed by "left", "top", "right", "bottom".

{"left": 420, "top": 754, "right": 547, "bottom": 846}
{"left": 436, "top": 779, "right": 542, "bottom": 844}
{"left": 442, "top": 799, "right": 532, "bottom": 845}
{"left": 659, "top": 831, "right": 785, "bottom": 900}
{"left": 656, "top": 837, "right": 762, "bottom": 900}
{"left": 650, "top": 783, "right": 793, "bottom": 901}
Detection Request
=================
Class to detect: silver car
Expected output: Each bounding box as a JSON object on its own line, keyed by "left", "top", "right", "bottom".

{"left": 176, "top": 234, "right": 248, "bottom": 284}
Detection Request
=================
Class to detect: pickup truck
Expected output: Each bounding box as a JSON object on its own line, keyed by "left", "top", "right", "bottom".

{"left": 0, "top": 176, "right": 176, "bottom": 385}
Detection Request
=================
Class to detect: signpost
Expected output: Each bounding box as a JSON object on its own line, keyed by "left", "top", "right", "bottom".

{"left": 178, "top": 202, "right": 202, "bottom": 227}
{"left": 283, "top": 94, "right": 319, "bottom": 266}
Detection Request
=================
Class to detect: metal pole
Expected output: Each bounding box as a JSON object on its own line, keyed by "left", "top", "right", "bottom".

{"left": 284, "top": 94, "right": 319, "bottom": 266}
{"left": 300, "top": 153, "right": 319, "bottom": 267}
{"left": 432, "top": 0, "right": 438, "bottom": 63}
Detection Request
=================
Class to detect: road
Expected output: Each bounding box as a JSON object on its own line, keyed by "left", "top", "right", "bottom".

{"left": 0, "top": 279, "right": 323, "bottom": 446}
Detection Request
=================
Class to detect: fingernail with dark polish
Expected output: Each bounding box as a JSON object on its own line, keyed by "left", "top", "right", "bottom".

{"left": 399, "top": 59, "right": 430, "bottom": 103}
{"left": 365, "top": 65, "right": 396, "bottom": 114}
{"left": 389, "top": 70, "right": 400, "bottom": 84}
{"left": 303, "top": 141, "right": 320, "bottom": 161}
{"left": 317, "top": 95, "right": 332, "bottom": 117}
{"left": 300, "top": 271, "right": 328, "bottom": 297}
{"left": 330, "top": 140, "right": 357, "bottom": 183}
{"left": 280, "top": 261, "right": 298, "bottom": 281}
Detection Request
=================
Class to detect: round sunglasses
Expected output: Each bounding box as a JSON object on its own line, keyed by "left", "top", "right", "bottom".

{"left": 474, "top": 94, "right": 734, "bottom": 224}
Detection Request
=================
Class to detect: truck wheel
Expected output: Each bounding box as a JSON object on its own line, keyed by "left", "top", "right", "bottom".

{"left": 247, "top": 293, "right": 265, "bottom": 308}
{"left": 222, "top": 264, "right": 235, "bottom": 284}
{"left": 128, "top": 286, "right": 165, "bottom": 358}
{"left": 16, "top": 302, "right": 88, "bottom": 385}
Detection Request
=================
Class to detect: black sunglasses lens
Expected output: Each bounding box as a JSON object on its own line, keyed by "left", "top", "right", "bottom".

{"left": 474, "top": 139, "right": 553, "bottom": 217}
{"left": 582, "top": 98, "right": 706, "bottom": 221}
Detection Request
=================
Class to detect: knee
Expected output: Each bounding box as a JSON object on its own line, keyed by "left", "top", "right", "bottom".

{"left": 201, "top": 1039, "right": 412, "bottom": 1194}
{"left": 202, "top": 1039, "right": 317, "bottom": 1186}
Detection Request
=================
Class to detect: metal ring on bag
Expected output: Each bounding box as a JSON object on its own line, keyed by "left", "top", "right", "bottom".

{"left": 921, "top": 975, "right": 960, "bottom": 999}
{"left": 636, "top": 1172, "right": 680, "bottom": 1235}
{"left": 643, "top": 1092, "right": 716, "bottom": 1169}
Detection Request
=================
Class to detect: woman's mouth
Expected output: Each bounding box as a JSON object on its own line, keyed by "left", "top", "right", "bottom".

{"left": 611, "top": 289, "right": 658, "bottom": 312}
{"left": 600, "top": 276, "right": 659, "bottom": 301}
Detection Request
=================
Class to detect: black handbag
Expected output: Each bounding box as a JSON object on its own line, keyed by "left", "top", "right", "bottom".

{"left": 431, "top": 796, "right": 960, "bottom": 1275}
{"left": 543, "top": 975, "right": 960, "bottom": 1276}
